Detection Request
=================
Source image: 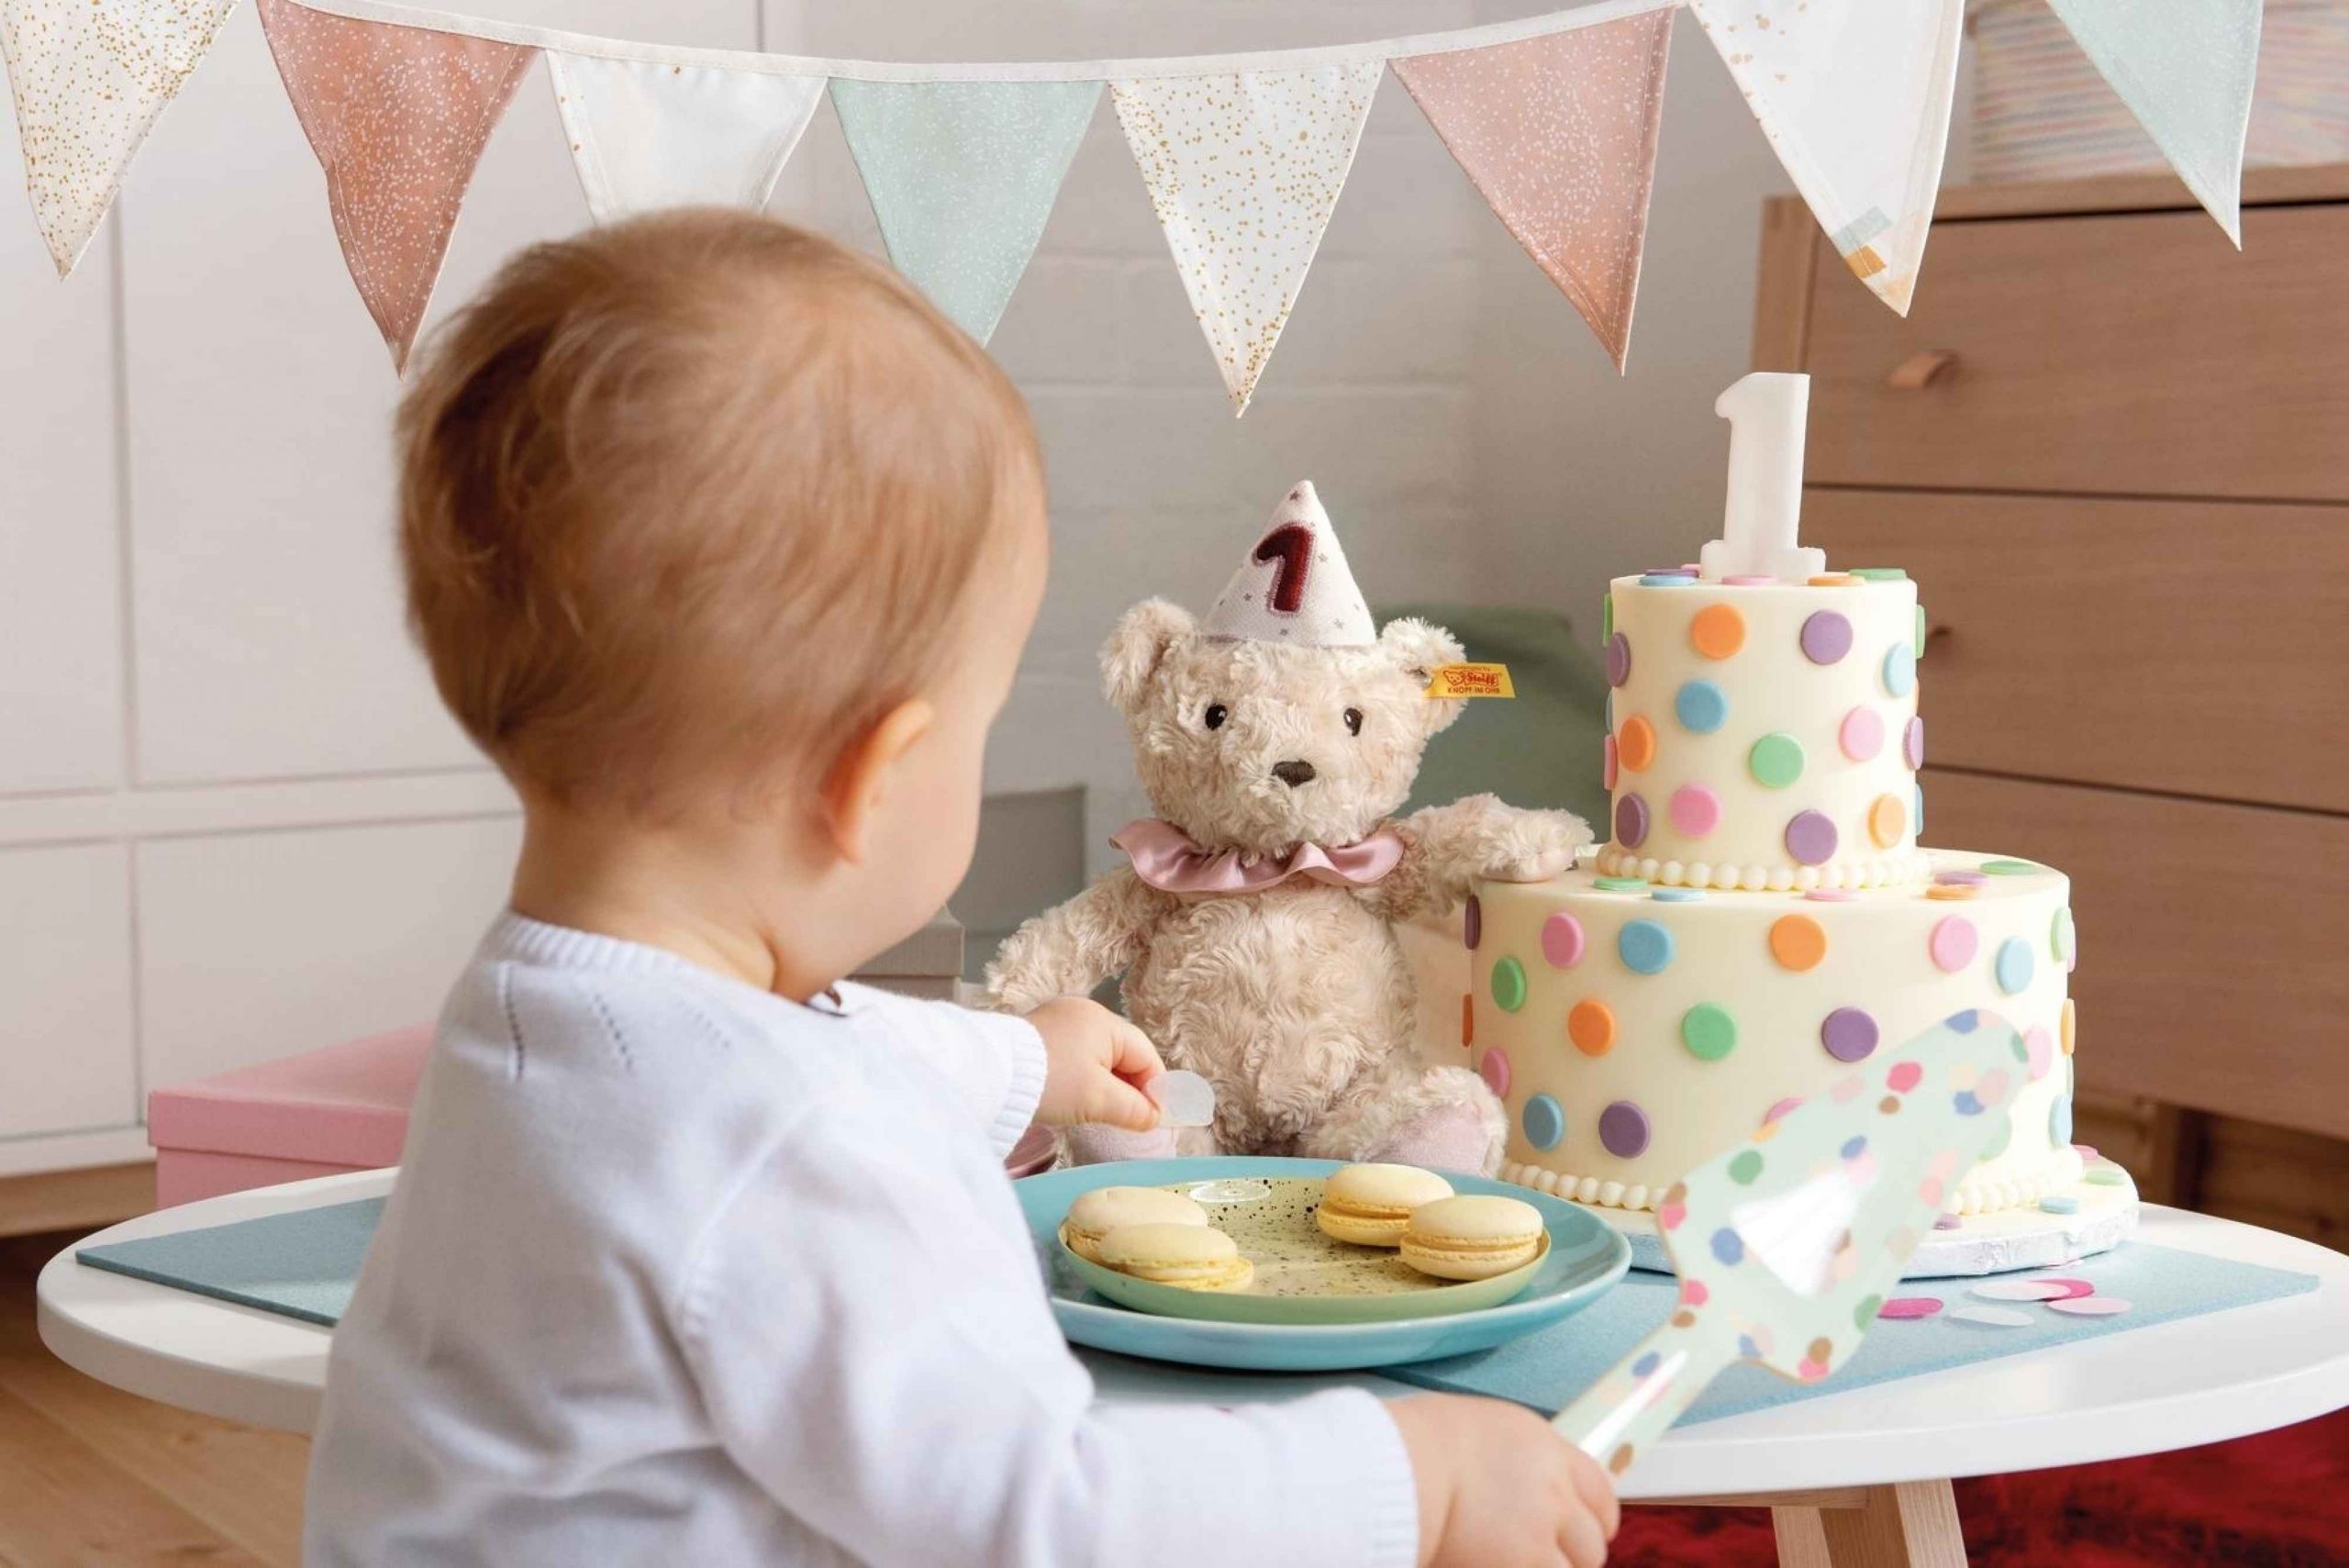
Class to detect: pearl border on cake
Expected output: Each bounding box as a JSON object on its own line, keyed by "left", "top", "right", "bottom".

{"left": 1593, "top": 844, "right": 1934, "bottom": 891}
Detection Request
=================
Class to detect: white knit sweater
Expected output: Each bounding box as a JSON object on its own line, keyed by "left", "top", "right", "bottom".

{"left": 304, "top": 913, "right": 1417, "bottom": 1568}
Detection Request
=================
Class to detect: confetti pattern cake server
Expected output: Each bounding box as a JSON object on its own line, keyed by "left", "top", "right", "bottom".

{"left": 1552, "top": 1008, "right": 2030, "bottom": 1479}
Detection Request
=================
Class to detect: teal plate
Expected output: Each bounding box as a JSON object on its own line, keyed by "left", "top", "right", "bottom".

{"left": 1017, "top": 1156, "right": 1630, "bottom": 1372}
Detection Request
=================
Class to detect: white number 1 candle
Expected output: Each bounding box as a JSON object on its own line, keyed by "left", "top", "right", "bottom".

{"left": 1700, "top": 372, "right": 1825, "bottom": 583}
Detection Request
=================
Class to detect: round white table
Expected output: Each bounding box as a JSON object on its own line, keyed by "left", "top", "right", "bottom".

{"left": 40, "top": 1170, "right": 2349, "bottom": 1567}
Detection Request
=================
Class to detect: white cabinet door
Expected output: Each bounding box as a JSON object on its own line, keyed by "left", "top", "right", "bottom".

{"left": 0, "top": 842, "right": 136, "bottom": 1139}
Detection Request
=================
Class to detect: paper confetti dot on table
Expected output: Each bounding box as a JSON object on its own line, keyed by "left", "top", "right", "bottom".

{"left": 2046, "top": 1296, "right": 2132, "bottom": 1317}
{"left": 1869, "top": 793, "right": 1908, "bottom": 848}
{"left": 1995, "top": 938, "right": 2035, "bottom": 995}
{"left": 1618, "top": 715, "right": 1657, "bottom": 771}
{"left": 1948, "top": 1306, "right": 2034, "bottom": 1329}
{"left": 1675, "top": 680, "right": 1729, "bottom": 734}
{"left": 1478, "top": 1046, "right": 1511, "bottom": 1096}
{"left": 1769, "top": 914, "right": 1828, "bottom": 972}
{"left": 1970, "top": 1278, "right": 2070, "bottom": 1302}
{"left": 1490, "top": 956, "right": 1527, "bottom": 1012}
{"left": 1569, "top": 999, "right": 1616, "bottom": 1056}
{"left": 1522, "top": 1092, "right": 1564, "bottom": 1151}
{"left": 1619, "top": 919, "right": 1675, "bottom": 974}
{"left": 1840, "top": 706, "right": 1885, "bottom": 762}
{"left": 1599, "top": 1100, "right": 1651, "bottom": 1158}
{"left": 1930, "top": 916, "right": 1979, "bottom": 973}
{"left": 1904, "top": 716, "right": 1925, "bottom": 771}
{"left": 1749, "top": 732, "right": 1805, "bottom": 788}
{"left": 1668, "top": 784, "right": 1723, "bottom": 838}
{"left": 1682, "top": 1002, "right": 1738, "bottom": 1062}
{"left": 1541, "top": 912, "right": 1586, "bottom": 968}
{"left": 1799, "top": 610, "right": 1854, "bottom": 664}
{"left": 1883, "top": 642, "right": 1918, "bottom": 697}
{"left": 1785, "top": 810, "right": 1839, "bottom": 866}
{"left": 1606, "top": 632, "right": 1632, "bottom": 686}
{"left": 1690, "top": 603, "right": 1745, "bottom": 658}
{"left": 1820, "top": 1006, "right": 1879, "bottom": 1062}
{"left": 1878, "top": 1296, "right": 1943, "bottom": 1319}
{"left": 1614, "top": 793, "right": 1650, "bottom": 850}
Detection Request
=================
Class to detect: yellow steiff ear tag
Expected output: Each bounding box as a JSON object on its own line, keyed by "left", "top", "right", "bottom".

{"left": 1425, "top": 662, "right": 1515, "bottom": 699}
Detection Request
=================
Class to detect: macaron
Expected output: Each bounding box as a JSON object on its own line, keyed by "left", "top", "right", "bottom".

{"left": 1398, "top": 1195, "right": 1547, "bottom": 1281}
{"left": 1316, "top": 1162, "right": 1456, "bottom": 1247}
{"left": 1094, "top": 1223, "right": 1255, "bottom": 1292}
{"left": 1063, "top": 1186, "right": 1208, "bottom": 1263}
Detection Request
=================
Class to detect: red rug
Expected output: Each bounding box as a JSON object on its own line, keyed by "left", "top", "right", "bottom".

{"left": 1612, "top": 1409, "right": 2349, "bottom": 1565}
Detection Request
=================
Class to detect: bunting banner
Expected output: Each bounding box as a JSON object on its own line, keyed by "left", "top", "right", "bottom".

{"left": 2044, "top": 0, "right": 2262, "bottom": 245}
{"left": 1392, "top": 6, "right": 1674, "bottom": 372}
{"left": 1112, "top": 64, "right": 1382, "bottom": 414}
{"left": 1687, "top": 0, "right": 1965, "bottom": 315}
{"left": 549, "top": 56, "right": 824, "bottom": 229}
{"left": 0, "top": 0, "right": 239, "bottom": 276}
{"left": 256, "top": 0, "right": 533, "bottom": 369}
{"left": 830, "top": 79, "right": 1099, "bottom": 345}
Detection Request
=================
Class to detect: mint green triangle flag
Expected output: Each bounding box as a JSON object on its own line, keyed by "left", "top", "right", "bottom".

{"left": 830, "top": 79, "right": 1101, "bottom": 343}
{"left": 2045, "top": 0, "right": 2261, "bottom": 245}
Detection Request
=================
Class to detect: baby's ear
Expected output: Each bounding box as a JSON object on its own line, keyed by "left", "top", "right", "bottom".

{"left": 1379, "top": 617, "right": 1469, "bottom": 737}
{"left": 1101, "top": 599, "right": 1197, "bottom": 717}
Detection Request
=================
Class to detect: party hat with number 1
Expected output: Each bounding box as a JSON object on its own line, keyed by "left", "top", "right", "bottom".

{"left": 1553, "top": 1008, "right": 2028, "bottom": 1479}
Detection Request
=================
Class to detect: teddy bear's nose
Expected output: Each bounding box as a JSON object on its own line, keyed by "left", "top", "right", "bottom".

{"left": 1272, "top": 760, "right": 1318, "bottom": 788}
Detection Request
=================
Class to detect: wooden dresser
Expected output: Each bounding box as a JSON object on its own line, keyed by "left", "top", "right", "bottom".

{"left": 1753, "top": 165, "right": 2349, "bottom": 1243}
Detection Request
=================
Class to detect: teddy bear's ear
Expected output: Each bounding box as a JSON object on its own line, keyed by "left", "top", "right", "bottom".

{"left": 1101, "top": 598, "right": 1197, "bottom": 717}
{"left": 1379, "top": 617, "right": 1470, "bottom": 736}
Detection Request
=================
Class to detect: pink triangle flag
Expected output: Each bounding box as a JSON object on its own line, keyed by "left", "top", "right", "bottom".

{"left": 255, "top": 0, "right": 534, "bottom": 371}
{"left": 1393, "top": 7, "right": 1675, "bottom": 372}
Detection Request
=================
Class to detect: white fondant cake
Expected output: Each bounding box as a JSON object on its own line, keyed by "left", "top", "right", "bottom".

{"left": 1469, "top": 373, "right": 2080, "bottom": 1218}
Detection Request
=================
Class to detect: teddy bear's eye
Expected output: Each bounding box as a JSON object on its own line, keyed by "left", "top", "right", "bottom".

{"left": 1203, "top": 704, "right": 1229, "bottom": 730}
{"left": 1343, "top": 707, "right": 1364, "bottom": 737}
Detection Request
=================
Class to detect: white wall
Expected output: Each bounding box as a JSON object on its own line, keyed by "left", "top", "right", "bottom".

{"left": 0, "top": 0, "right": 1829, "bottom": 1175}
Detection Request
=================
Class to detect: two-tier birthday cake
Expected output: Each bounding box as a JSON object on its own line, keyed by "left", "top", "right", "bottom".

{"left": 1470, "top": 374, "right": 2084, "bottom": 1223}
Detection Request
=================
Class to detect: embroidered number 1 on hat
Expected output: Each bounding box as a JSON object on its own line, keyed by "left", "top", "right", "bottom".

{"left": 1252, "top": 523, "right": 1313, "bottom": 613}
{"left": 1201, "top": 482, "right": 1377, "bottom": 647}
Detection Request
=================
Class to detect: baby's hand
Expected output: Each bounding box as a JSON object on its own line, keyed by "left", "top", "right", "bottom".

{"left": 1026, "top": 998, "right": 1164, "bottom": 1131}
{"left": 1391, "top": 1394, "right": 1618, "bottom": 1568}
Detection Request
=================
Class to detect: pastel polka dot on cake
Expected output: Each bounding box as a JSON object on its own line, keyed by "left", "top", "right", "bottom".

{"left": 1769, "top": 913, "right": 1828, "bottom": 972}
{"left": 1904, "top": 716, "right": 1925, "bottom": 771}
{"left": 2050, "top": 1094, "right": 2074, "bottom": 1146}
{"left": 1785, "top": 810, "right": 1838, "bottom": 866}
{"left": 1602, "top": 593, "right": 1614, "bottom": 639}
{"left": 1490, "top": 955, "right": 1528, "bottom": 1011}
{"left": 1615, "top": 793, "right": 1650, "bottom": 850}
{"left": 2053, "top": 906, "right": 2076, "bottom": 967}
{"left": 1569, "top": 999, "right": 1616, "bottom": 1056}
{"left": 1619, "top": 919, "right": 1675, "bottom": 974}
{"left": 1749, "top": 732, "right": 1805, "bottom": 788}
{"left": 1619, "top": 715, "right": 1656, "bottom": 773}
{"left": 1478, "top": 1046, "right": 1511, "bottom": 1096}
{"left": 2061, "top": 997, "right": 2076, "bottom": 1055}
{"left": 1995, "top": 938, "right": 2034, "bottom": 995}
{"left": 1681, "top": 1003, "right": 1736, "bottom": 1062}
{"left": 1930, "top": 916, "right": 1978, "bottom": 973}
{"left": 1606, "top": 632, "right": 1631, "bottom": 687}
{"left": 1603, "top": 734, "right": 1619, "bottom": 789}
{"left": 1675, "top": 680, "right": 1729, "bottom": 734}
{"left": 1690, "top": 603, "right": 1744, "bottom": 659}
{"left": 1523, "top": 1093, "right": 1564, "bottom": 1151}
{"left": 2022, "top": 1027, "right": 2054, "bottom": 1080}
{"left": 1821, "top": 1007, "right": 1879, "bottom": 1062}
{"left": 1668, "top": 784, "right": 1722, "bottom": 839}
{"left": 1540, "top": 912, "right": 1586, "bottom": 969}
{"left": 1868, "top": 794, "right": 1908, "bottom": 848}
{"left": 1883, "top": 642, "right": 1917, "bottom": 697}
{"left": 1800, "top": 610, "right": 1853, "bottom": 664}
{"left": 1464, "top": 895, "right": 1482, "bottom": 950}
{"left": 1598, "top": 1101, "right": 1651, "bottom": 1159}
{"left": 1840, "top": 706, "right": 1884, "bottom": 762}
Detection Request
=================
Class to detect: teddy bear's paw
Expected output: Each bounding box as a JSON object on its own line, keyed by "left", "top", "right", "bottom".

{"left": 1480, "top": 810, "right": 1592, "bottom": 883}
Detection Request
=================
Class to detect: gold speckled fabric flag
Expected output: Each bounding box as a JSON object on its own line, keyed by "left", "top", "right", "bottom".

{"left": 0, "top": 0, "right": 239, "bottom": 276}
{"left": 1111, "top": 64, "right": 1381, "bottom": 415}
{"left": 1393, "top": 6, "right": 1675, "bottom": 372}
{"left": 255, "top": 0, "right": 532, "bottom": 370}
{"left": 1689, "top": 0, "right": 1965, "bottom": 316}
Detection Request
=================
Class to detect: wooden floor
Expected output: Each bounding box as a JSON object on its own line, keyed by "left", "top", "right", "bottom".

{"left": 0, "top": 1231, "right": 307, "bottom": 1567}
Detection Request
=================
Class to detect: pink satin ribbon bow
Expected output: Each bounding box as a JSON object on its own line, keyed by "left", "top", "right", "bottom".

{"left": 1112, "top": 818, "right": 1406, "bottom": 895}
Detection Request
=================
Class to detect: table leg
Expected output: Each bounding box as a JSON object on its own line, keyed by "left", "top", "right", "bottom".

{"left": 1774, "top": 1479, "right": 1966, "bottom": 1568}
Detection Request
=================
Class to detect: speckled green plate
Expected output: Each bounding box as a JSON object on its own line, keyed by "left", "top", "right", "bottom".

{"left": 1019, "top": 1157, "right": 1629, "bottom": 1370}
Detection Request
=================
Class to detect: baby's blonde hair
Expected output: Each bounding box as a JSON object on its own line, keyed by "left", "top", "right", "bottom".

{"left": 397, "top": 209, "right": 1038, "bottom": 815}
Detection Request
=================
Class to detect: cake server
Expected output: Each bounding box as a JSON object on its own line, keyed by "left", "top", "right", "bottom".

{"left": 1551, "top": 1008, "right": 2028, "bottom": 1480}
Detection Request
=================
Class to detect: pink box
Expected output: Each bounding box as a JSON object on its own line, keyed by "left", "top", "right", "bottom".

{"left": 147, "top": 1025, "right": 431, "bottom": 1207}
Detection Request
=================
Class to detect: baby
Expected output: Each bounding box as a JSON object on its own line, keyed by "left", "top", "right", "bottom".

{"left": 304, "top": 210, "right": 1617, "bottom": 1568}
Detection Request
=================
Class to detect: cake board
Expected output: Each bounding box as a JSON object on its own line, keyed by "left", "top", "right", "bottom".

{"left": 1533, "top": 1156, "right": 2139, "bottom": 1280}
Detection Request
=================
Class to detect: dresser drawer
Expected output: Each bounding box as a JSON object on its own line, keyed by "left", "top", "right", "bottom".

{"left": 1926, "top": 772, "right": 2349, "bottom": 1140}
{"left": 1799, "top": 203, "right": 2349, "bottom": 502}
{"left": 1807, "top": 488, "right": 2349, "bottom": 812}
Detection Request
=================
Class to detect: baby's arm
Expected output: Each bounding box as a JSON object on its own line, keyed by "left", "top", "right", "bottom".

{"left": 677, "top": 1110, "right": 1424, "bottom": 1568}
{"left": 984, "top": 867, "right": 1169, "bottom": 1013}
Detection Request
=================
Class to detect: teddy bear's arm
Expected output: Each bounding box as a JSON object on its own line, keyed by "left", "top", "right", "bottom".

{"left": 1365, "top": 795, "right": 1591, "bottom": 920}
{"left": 981, "top": 867, "right": 1170, "bottom": 1014}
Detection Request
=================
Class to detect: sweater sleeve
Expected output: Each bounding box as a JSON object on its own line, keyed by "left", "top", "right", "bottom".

{"left": 841, "top": 984, "right": 1047, "bottom": 1159}
{"left": 674, "top": 1113, "right": 1419, "bottom": 1568}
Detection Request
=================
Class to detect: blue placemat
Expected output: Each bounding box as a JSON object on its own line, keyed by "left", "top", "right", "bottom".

{"left": 77, "top": 1197, "right": 385, "bottom": 1328}
{"left": 1385, "top": 1240, "right": 2318, "bottom": 1424}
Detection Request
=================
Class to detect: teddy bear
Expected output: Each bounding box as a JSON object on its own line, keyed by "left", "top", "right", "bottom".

{"left": 985, "top": 482, "right": 1589, "bottom": 1175}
